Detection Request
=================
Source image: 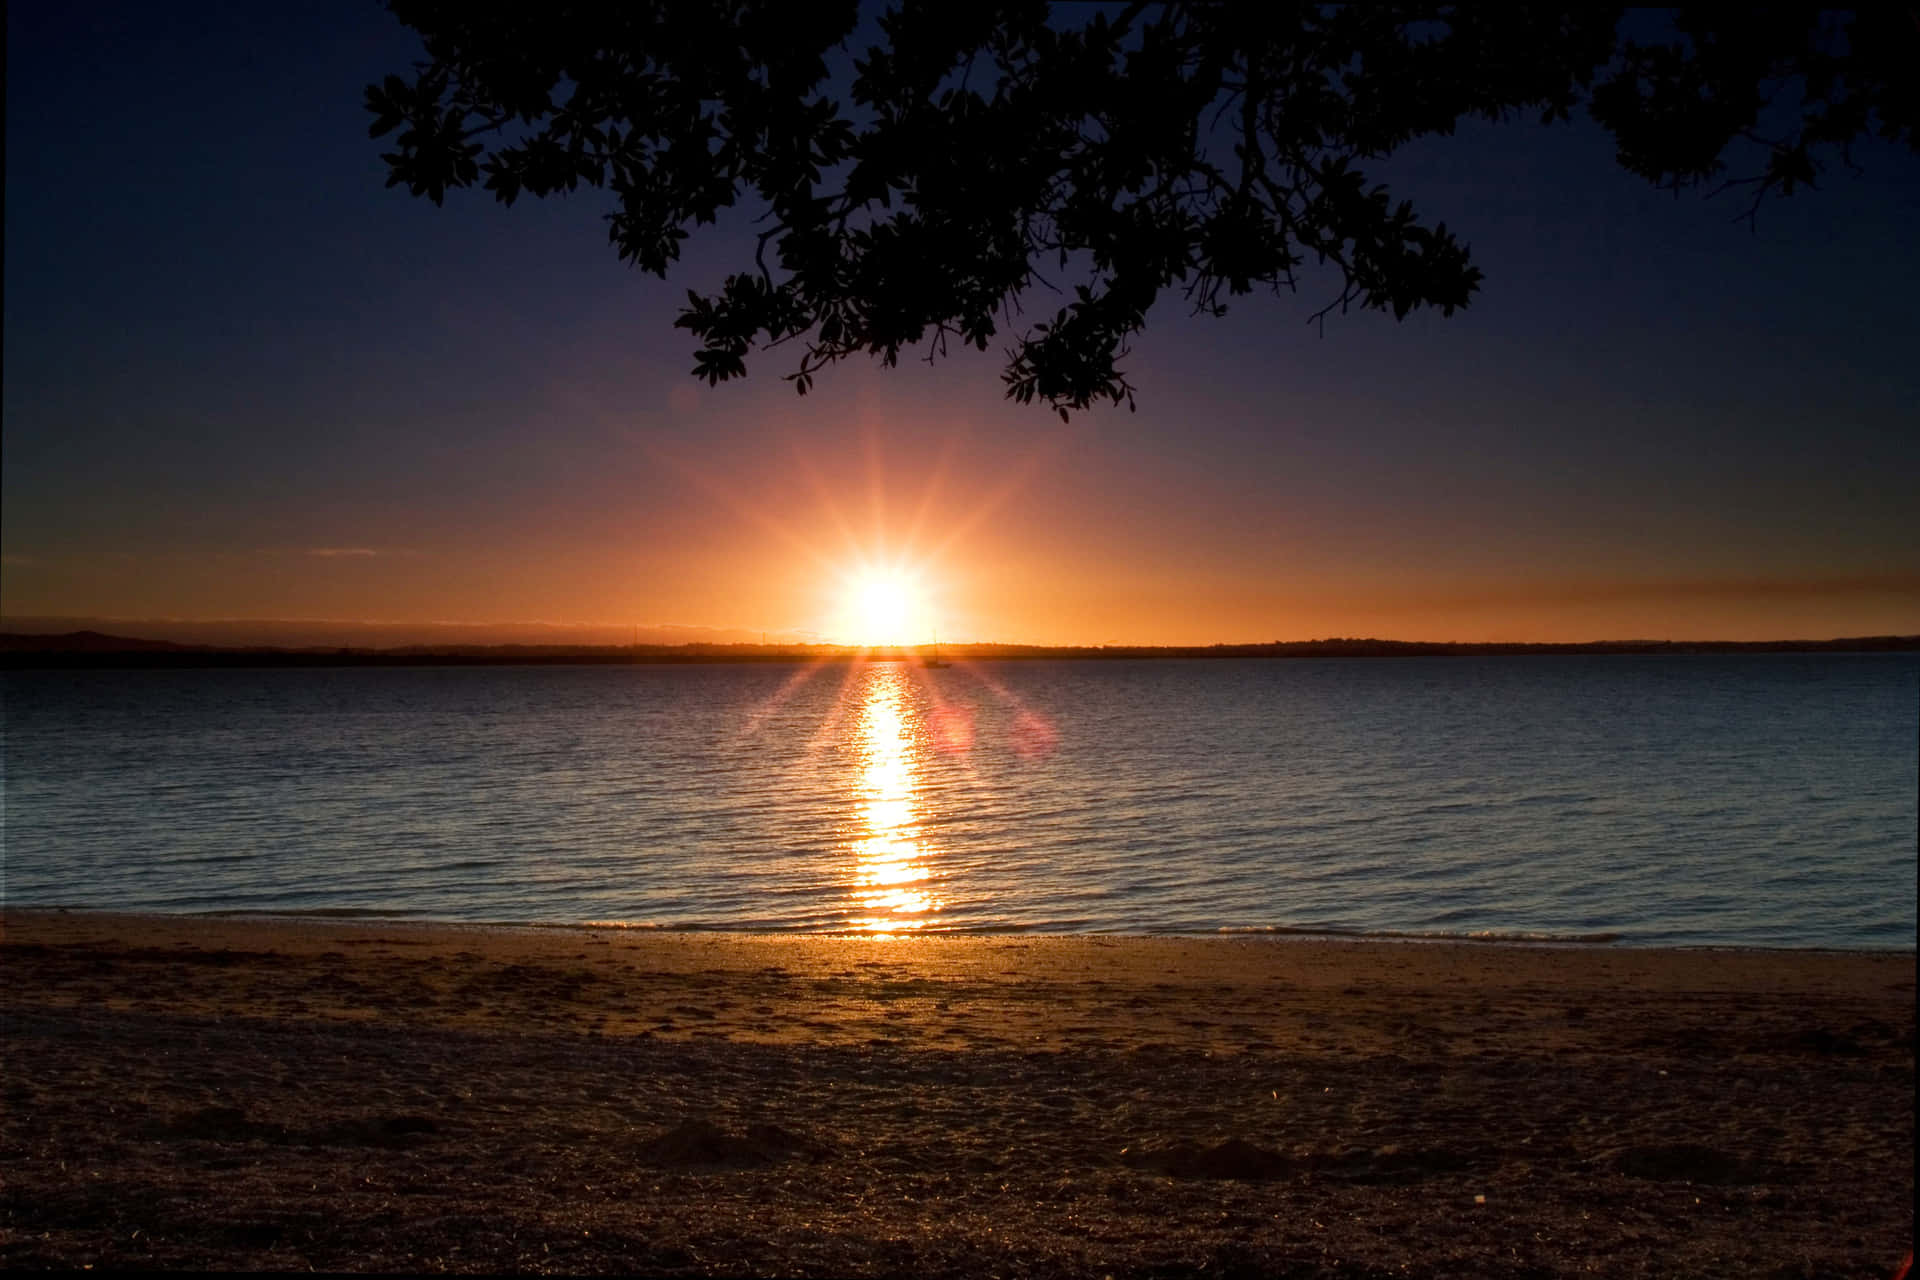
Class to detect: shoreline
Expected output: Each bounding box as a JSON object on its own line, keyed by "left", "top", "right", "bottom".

{"left": 4, "top": 908, "right": 1911, "bottom": 1275}
{"left": 10, "top": 905, "right": 1916, "bottom": 954}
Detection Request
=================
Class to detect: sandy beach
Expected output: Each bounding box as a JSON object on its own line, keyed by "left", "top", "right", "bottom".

{"left": 2, "top": 910, "right": 1911, "bottom": 1276}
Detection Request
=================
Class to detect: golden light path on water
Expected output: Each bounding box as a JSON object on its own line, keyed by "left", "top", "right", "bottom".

{"left": 847, "top": 664, "right": 941, "bottom": 932}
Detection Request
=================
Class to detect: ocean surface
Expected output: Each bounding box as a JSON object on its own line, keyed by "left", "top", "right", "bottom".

{"left": 1, "top": 655, "right": 1913, "bottom": 947}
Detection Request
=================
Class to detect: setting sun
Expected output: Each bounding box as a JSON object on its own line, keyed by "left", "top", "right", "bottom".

{"left": 838, "top": 569, "right": 929, "bottom": 647}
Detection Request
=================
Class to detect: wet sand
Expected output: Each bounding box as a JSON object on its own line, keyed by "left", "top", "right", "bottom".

{"left": 2, "top": 910, "right": 1911, "bottom": 1276}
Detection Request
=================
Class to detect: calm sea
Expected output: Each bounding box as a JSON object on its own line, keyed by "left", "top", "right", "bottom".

{"left": 1, "top": 655, "right": 1913, "bottom": 947}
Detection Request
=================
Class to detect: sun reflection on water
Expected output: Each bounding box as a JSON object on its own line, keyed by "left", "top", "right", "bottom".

{"left": 849, "top": 665, "right": 940, "bottom": 932}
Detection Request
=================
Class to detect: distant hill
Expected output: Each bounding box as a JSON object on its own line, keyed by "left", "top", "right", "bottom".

{"left": 0, "top": 630, "right": 195, "bottom": 654}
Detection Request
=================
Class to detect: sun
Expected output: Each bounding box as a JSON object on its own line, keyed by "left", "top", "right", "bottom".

{"left": 839, "top": 568, "right": 929, "bottom": 646}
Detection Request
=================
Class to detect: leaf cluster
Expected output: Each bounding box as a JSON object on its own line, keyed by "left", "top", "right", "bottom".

{"left": 368, "top": 3, "right": 1916, "bottom": 417}
{"left": 1589, "top": 6, "right": 1918, "bottom": 224}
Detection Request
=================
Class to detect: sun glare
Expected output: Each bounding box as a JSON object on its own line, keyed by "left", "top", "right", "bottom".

{"left": 840, "top": 568, "right": 929, "bottom": 646}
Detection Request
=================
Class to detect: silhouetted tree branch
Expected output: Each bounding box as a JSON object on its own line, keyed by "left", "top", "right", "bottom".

{"left": 367, "top": 3, "right": 1918, "bottom": 418}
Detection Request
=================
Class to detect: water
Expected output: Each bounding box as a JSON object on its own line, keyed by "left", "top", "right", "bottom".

{"left": 2, "top": 655, "right": 1913, "bottom": 947}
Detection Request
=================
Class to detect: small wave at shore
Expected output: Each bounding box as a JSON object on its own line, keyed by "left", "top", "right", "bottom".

{"left": 1215, "top": 923, "right": 1626, "bottom": 945}
{"left": 531, "top": 917, "right": 1629, "bottom": 943}
{"left": 13, "top": 906, "right": 1915, "bottom": 950}
{"left": 199, "top": 907, "right": 437, "bottom": 920}
{"left": 144, "top": 909, "right": 1631, "bottom": 946}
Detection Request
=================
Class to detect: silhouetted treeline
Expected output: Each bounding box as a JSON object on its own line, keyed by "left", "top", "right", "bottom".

{"left": 3, "top": 630, "right": 1915, "bottom": 670}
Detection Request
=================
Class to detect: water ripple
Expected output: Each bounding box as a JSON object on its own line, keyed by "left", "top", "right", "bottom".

{"left": 3, "top": 655, "right": 1914, "bottom": 946}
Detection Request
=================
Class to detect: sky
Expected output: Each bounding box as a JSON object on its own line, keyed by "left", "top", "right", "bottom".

{"left": 5, "top": 3, "right": 1918, "bottom": 646}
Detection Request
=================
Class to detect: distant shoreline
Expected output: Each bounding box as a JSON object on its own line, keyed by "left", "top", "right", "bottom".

{"left": 3, "top": 629, "right": 1916, "bottom": 669}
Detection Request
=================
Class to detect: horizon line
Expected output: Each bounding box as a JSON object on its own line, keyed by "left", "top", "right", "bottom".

{"left": 3, "top": 625, "right": 1916, "bottom": 657}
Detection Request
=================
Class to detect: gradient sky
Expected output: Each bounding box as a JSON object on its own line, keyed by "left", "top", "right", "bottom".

{"left": 6, "top": 3, "right": 1918, "bottom": 645}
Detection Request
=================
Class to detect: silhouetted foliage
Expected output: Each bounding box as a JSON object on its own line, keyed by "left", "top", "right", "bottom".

{"left": 367, "top": 4, "right": 1916, "bottom": 417}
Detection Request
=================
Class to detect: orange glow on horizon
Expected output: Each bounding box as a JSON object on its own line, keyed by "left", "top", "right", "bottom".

{"left": 4, "top": 385, "right": 1913, "bottom": 648}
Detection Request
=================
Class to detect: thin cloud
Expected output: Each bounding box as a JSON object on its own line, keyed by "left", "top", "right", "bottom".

{"left": 305, "top": 547, "right": 382, "bottom": 558}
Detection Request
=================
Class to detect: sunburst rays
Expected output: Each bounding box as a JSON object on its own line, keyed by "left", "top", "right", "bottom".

{"left": 649, "top": 404, "right": 1077, "bottom": 931}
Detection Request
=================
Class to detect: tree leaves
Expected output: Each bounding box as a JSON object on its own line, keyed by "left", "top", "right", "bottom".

{"left": 368, "top": 2, "right": 1916, "bottom": 416}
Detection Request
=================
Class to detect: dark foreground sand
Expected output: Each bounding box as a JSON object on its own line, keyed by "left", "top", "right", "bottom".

{"left": 2, "top": 911, "right": 1911, "bottom": 1277}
